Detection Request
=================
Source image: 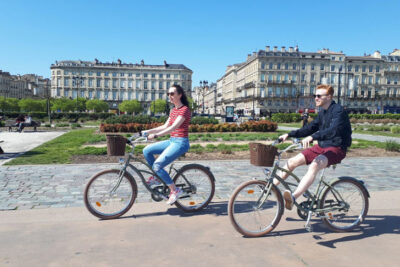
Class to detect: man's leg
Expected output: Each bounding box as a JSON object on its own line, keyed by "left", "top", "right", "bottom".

{"left": 274, "top": 153, "right": 307, "bottom": 185}
{"left": 292, "top": 154, "right": 328, "bottom": 199}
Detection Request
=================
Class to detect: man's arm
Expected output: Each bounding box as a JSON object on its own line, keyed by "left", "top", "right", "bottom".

{"left": 288, "top": 115, "right": 320, "bottom": 138}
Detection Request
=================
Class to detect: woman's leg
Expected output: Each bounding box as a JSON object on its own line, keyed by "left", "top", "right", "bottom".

{"left": 152, "top": 140, "right": 189, "bottom": 187}
{"left": 142, "top": 140, "right": 170, "bottom": 167}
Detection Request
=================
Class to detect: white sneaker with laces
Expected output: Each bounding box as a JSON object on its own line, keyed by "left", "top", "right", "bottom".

{"left": 166, "top": 188, "right": 183, "bottom": 205}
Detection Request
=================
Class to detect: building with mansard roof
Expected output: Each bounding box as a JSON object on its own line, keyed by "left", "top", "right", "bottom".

{"left": 50, "top": 59, "right": 192, "bottom": 113}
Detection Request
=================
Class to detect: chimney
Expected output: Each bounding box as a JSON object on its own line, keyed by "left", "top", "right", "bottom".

{"left": 141, "top": 59, "right": 144, "bottom": 65}
{"left": 373, "top": 51, "right": 382, "bottom": 58}
{"left": 117, "top": 59, "right": 121, "bottom": 65}
{"left": 164, "top": 60, "right": 169, "bottom": 67}
{"left": 273, "top": 46, "right": 278, "bottom": 52}
{"left": 252, "top": 52, "right": 257, "bottom": 57}
{"left": 265, "top": 46, "right": 270, "bottom": 52}
{"left": 295, "top": 45, "right": 299, "bottom": 52}
{"left": 289, "top": 47, "right": 294, "bottom": 52}
{"left": 281, "top": 46, "right": 286, "bottom": 52}
{"left": 247, "top": 54, "right": 251, "bottom": 60}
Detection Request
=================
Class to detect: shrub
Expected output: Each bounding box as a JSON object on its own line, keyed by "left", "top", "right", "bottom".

{"left": 190, "top": 116, "right": 218, "bottom": 125}
{"left": 391, "top": 126, "right": 400, "bottom": 134}
{"left": 384, "top": 140, "right": 400, "bottom": 152}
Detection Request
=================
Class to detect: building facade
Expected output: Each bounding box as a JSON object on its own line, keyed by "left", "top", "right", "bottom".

{"left": 50, "top": 59, "right": 193, "bottom": 113}
{"left": 0, "top": 70, "right": 38, "bottom": 99}
{"left": 215, "top": 46, "right": 400, "bottom": 115}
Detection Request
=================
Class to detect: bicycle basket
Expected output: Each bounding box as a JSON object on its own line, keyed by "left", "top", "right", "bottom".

{"left": 249, "top": 142, "right": 278, "bottom": 167}
{"left": 106, "top": 134, "right": 126, "bottom": 156}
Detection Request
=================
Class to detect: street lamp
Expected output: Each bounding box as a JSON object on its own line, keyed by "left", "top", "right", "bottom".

{"left": 72, "top": 76, "right": 83, "bottom": 122}
{"left": 199, "top": 80, "right": 208, "bottom": 114}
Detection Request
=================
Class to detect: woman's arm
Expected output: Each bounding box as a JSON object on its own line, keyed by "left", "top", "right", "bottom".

{"left": 143, "top": 118, "right": 170, "bottom": 135}
{"left": 148, "top": 116, "right": 185, "bottom": 139}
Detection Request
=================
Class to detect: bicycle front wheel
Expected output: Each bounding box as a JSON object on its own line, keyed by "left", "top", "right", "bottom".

{"left": 173, "top": 164, "right": 215, "bottom": 212}
{"left": 228, "top": 180, "right": 284, "bottom": 237}
{"left": 84, "top": 169, "right": 137, "bottom": 220}
{"left": 319, "top": 178, "right": 369, "bottom": 232}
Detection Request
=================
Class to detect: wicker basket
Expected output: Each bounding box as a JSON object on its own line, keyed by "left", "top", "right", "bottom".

{"left": 249, "top": 142, "right": 278, "bottom": 166}
{"left": 106, "top": 134, "right": 126, "bottom": 156}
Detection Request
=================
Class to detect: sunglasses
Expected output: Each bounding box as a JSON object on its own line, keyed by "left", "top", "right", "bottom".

{"left": 167, "top": 92, "right": 175, "bottom": 96}
{"left": 314, "top": 94, "right": 328, "bottom": 99}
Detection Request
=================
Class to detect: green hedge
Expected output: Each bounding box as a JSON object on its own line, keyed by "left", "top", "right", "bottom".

{"left": 349, "top": 114, "right": 400, "bottom": 120}
{"left": 0, "top": 112, "right": 114, "bottom": 121}
{"left": 190, "top": 116, "right": 219, "bottom": 125}
{"left": 271, "top": 113, "right": 302, "bottom": 123}
{"left": 104, "top": 114, "right": 168, "bottom": 124}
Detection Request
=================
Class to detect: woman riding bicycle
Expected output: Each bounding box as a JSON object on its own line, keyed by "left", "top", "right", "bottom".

{"left": 142, "top": 84, "right": 191, "bottom": 205}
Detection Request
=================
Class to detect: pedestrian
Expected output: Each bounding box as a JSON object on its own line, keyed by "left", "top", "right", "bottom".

{"left": 277, "top": 84, "right": 352, "bottom": 210}
{"left": 302, "top": 108, "right": 309, "bottom": 127}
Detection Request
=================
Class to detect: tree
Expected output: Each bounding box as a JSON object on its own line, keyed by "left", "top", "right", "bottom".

{"left": 51, "top": 97, "right": 75, "bottom": 112}
{"left": 18, "top": 98, "right": 46, "bottom": 112}
{"left": 119, "top": 100, "right": 142, "bottom": 114}
{"left": 86, "top": 99, "right": 109, "bottom": 112}
{"left": 76, "top": 97, "right": 87, "bottom": 112}
{"left": 0, "top": 97, "right": 20, "bottom": 112}
{"left": 150, "top": 99, "right": 167, "bottom": 114}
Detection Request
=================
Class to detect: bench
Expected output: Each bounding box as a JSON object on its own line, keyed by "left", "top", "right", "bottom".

{"left": 3, "top": 120, "right": 41, "bottom": 132}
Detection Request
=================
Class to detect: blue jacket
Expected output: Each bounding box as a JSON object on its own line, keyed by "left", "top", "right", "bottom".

{"left": 288, "top": 101, "right": 352, "bottom": 150}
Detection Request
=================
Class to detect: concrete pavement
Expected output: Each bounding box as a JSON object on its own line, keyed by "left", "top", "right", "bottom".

{"left": 0, "top": 130, "right": 66, "bottom": 166}
{"left": 1, "top": 190, "right": 399, "bottom": 266}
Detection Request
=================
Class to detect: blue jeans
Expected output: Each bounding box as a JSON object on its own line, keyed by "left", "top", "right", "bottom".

{"left": 143, "top": 137, "right": 190, "bottom": 185}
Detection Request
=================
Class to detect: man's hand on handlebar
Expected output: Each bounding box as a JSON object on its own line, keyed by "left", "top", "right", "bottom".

{"left": 279, "top": 133, "right": 289, "bottom": 142}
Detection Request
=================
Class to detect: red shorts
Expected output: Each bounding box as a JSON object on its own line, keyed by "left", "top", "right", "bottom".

{"left": 301, "top": 144, "right": 346, "bottom": 166}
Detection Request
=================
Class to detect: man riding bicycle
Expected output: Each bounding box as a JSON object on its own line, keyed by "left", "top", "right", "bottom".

{"left": 278, "top": 84, "right": 352, "bottom": 210}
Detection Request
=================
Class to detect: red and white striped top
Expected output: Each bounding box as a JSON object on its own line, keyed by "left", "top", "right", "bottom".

{"left": 169, "top": 105, "right": 191, "bottom": 138}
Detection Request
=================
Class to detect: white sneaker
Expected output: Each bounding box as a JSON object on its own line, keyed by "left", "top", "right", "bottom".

{"left": 166, "top": 188, "right": 183, "bottom": 205}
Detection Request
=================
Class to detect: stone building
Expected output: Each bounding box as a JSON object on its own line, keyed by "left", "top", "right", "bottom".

{"left": 0, "top": 70, "right": 34, "bottom": 99}
{"left": 50, "top": 59, "right": 193, "bottom": 113}
{"left": 215, "top": 46, "right": 400, "bottom": 115}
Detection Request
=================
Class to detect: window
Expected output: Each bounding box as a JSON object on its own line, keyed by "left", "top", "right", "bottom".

{"left": 276, "top": 87, "right": 281, "bottom": 97}
{"left": 120, "top": 91, "right": 124, "bottom": 100}
{"left": 261, "top": 74, "right": 265, "bottom": 82}
{"left": 362, "top": 66, "right": 366, "bottom": 72}
{"left": 320, "top": 64, "right": 325, "bottom": 71}
{"left": 355, "top": 65, "right": 359, "bottom": 72}
{"left": 104, "top": 72, "right": 109, "bottom": 76}
{"left": 128, "top": 80, "right": 133, "bottom": 88}
{"left": 331, "top": 65, "right": 335, "bottom": 71}
{"left": 284, "top": 87, "right": 289, "bottom": 96}
{"left": 376, "top": 66, "right": 380, "bottom": 72}
{"left": 121, "top": 80, "right": 125, "bottom": 88}
{"left": 128, "top": 91, "right": 132, "bottom": 100}
{"left": 174, "top": 74, "right": 178, "bottom": 78}
{"left": 151, "top": 81, "right": 155, "bottom": 89}
{"left": 261, "top": 62, "right": 265, "bottom": 69}
{"left": 128, "top": 73, "right": 133, "bottom": 77}
{"left": 292, "top": 74, "right": 297, "bottom": 82}
{"left": 112, "top": 79, "right": 117, "bottom": 88}
{"left": 96, "top": 79, "right": 101, "bottom": 87}
{"left": 88, "top": 90, "right": 93, "bottom": 99}
{"left": 332, "top": 57, "right": 336, "bottom": 60}
{"left": 136, "top": 73, "right": 140, "bottom": 78}
{"left": 269, "top": 63, "right": 273, "bottom": 69}
{"left": 291, "top": 88, "right": 296, "bottom": 97}
{"left": 64, "top": 70, "right": 69, "bottom": 75}
{"left": 64, "top": 89, "right": 69, "bottom": 97}
{"left": 97, "top": 72, "right": 101, "bottom": 76}
{"left": 144, "top": 81, "right": 148, "bottom": 89}
{"left": 80, "top": 91, "right": 85, "bottom": 97}
{"left": 310, "top": 86, "right": 316, "bottom": 94}
{"left": 144, "top": 92, "right": 148, "bottom": 101}
{"left": 136, "top": 91, "right": 139, "bottom": 100}
{"left": 96, "top": 90, "right": 101, "bottom": 99}
{"left": 311, "top": 64, "right": 315, "bottom": 71}
{"left": 362, "top": 76, "right": 366, "bottom": 84}
{"left": 64, "top": 78, "right": 69, "bottom": 86}
{"left": 89, "top": 78, "right": 94, "bottom": 87}
{"left": 276, "top": 74, "right": 281, "bottom": 82}
{"left": 159, "top": 81, "right": 163, "bottom": 89}
{"left": 182, "top": 74, "right": 186, "bottom": 80}
{"left": 301, "top": 86, "right": 305, "bottom": 95}
{"left": 56, "top": 88, "right": 60, "bottom": 96}
{"left": 302, "top": 63, "right": 305, "bottom": 70}
{"left": 120, "top": 73, "right": 125, "bottom": 77}
{"left": 151, "top": 73, "right": 156, "bottom": 78}
{"left": 268, "top": 87, "right": 273, "bottom": 96}
{"left": 285, "top": 63, "right": 289, "bottom": 70}
{"left": 348, "top": 65, "right": 352, "bottom": 72}
{"left": 151, "top": 93, "right": 155, "bottom": 100}
{"left": 166, "top": 73, "right": 170, "bottom": 78}
{"left": 376, "top": 76, "right": 380, "bottom": 84}
{"left": 159, "top": 74, "right": 163, "bottom": 78}
{"left": 136, "top": 80, "right": 141, "bottom": 89}
{"left": 112, "top": 72, "right": 117, "bottom": 77}
{"left": 284, "top": 74, "right": 289, "bottom": 82}
{"left": 301, "top": 74, "right": 305, "bottom": 82}
{"left": 292, "top": 63, "right": 296, "bottom": 70}
{"left": 369, "top": 65, "right": 373, "bottom": 72}
{"left": 57, "top": 79, "right": 61, "bottom": 87}
{"left": 112, "top": 90, "right": 117, "bottom": 100}
{"left": 159, "top": 93, "right": 163, "bottom": 99}
{"left": 72, "top": 89, "right": 77, "bottom": 99}
{"left": 277, "top": 63, "right": 281, "bottom": 70}
{"left": 166, "top": 81, "right": 170, "bottom": 89}
{"left": 311, "top": 74, "right": 315, "bottom": 82}
{"left": 368, "top": 76, "right": 372, "bottom": 84}
{"left": 260, "top": 87, "right": 265, "bottom": 97}
{"left": 57, "top": 70, "right": 61, "bottom": 75}
{"left": 268, "top": 74, "right": 273, "bottom": 82}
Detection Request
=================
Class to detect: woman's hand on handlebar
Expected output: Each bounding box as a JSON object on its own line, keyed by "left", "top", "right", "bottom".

{"left": 148, "top": 134, "right": 156, "bottom": 140}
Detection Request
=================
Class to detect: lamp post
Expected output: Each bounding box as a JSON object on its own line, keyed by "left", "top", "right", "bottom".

{"left": 72, "top": 76, "right": 83, "bottom": 112}
{"left": 199, "top": 80, "right": 208, "bottom": 114}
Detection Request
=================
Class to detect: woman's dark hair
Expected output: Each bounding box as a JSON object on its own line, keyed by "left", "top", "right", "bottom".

{"left": 172, "top": 84, "right": 189, "bottom": 107}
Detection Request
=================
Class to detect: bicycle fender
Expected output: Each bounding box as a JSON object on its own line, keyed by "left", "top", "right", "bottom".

{"left": 329, "top": 176, "right": 370, "bottom": 198}
{"left": 178, "top": 163, "right": 216, "bottom": 181}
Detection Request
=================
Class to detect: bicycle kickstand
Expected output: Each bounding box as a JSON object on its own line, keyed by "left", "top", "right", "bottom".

{"left": 304, "top": 211, "right": 313, "bottom": 232}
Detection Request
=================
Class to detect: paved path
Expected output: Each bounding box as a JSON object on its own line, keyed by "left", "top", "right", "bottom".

{"left": 1, "top": 158, "right": 399, "bottom": 210}
{"left": 0, "top": 131, "right": 66, "bottom": 166}
{"left": 279, "top": 126, "right": 400, "bottom": 143}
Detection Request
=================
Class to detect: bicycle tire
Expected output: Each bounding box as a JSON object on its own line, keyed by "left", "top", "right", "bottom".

{"left": 228, "top": 180, "right": 284, "bottom": 237}
{"left": 319, "top": 178, "right": 369, "bottom": 232}
{"left": 84, "top": 169, "right": 138, "bottom": 220}
{"left": 173, "top": 164, "right": 215, "bottom": 212}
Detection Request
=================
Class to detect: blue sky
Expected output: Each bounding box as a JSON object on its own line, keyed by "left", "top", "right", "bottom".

{"left": 1, "top": 0, "right": 399, "bottom": 86}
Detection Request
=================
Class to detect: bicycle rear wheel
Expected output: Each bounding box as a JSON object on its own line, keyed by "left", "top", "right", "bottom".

{"left": 84, "top": 169, "right": 137, "bottom": 219}
{"left": 173, "top": 164, "right": 215, "bottom": 212}
{"left": 319, "top": 178, "right": 369, "bottom": 232}
{"left": 228, "top": 180, "right": 284, "bottom": 237}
